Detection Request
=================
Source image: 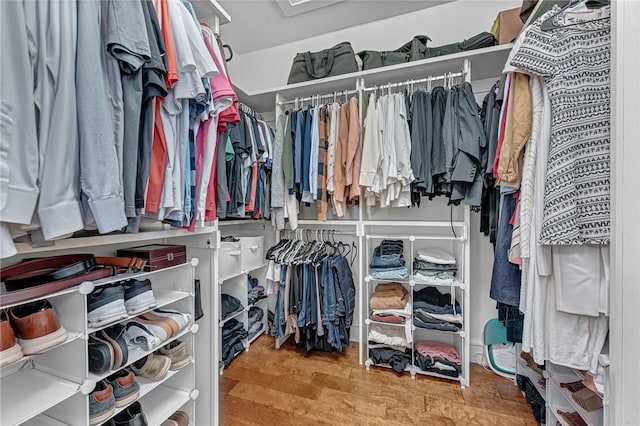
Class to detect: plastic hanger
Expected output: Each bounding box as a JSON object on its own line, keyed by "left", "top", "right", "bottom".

{"left": 540, "top": 0, "right": 609, "bottom": 31}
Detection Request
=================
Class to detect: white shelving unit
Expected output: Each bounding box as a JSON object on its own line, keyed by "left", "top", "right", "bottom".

{"left": 363, "top": 219, "right": 471, "bottom": 388}
{"left": 0, "top": 256, "right": 199, "bottom": 426}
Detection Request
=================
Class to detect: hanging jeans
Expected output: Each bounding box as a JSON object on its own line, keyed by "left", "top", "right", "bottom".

{"left": 271, "top": 265, "right": 287, "bottom": 339}
{"left": 490, "top": 194, "right": 522, "bottom": 307}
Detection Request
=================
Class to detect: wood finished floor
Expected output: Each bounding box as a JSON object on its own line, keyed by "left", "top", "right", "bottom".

{"left": 221, "top": 335, "right": 538, "bottom": 425}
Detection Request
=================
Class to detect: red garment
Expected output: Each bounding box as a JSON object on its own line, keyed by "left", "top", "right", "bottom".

{"left": 371, "top": 314, "right": 405, "bottom": 324}
{"left": 159, "top": 0, "right": 178, "bottom": 88}
{"left": 145, "top": 98, "right": 167, "bottom": 214}
{"left": 246, "top": 163, "right": 257, "bottom": 213}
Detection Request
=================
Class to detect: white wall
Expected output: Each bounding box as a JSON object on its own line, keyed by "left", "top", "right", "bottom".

{"left": 227, "top": 0, "right": 521, "bottom": 92}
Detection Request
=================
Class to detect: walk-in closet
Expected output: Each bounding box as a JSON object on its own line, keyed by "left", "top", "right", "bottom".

{"left": 1, "top": 0, "right": 637, "bottom": 425}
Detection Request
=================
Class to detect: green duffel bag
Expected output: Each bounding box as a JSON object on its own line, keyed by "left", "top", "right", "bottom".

{"left": 357, "top": 35, "right": 431, "bottom": 70}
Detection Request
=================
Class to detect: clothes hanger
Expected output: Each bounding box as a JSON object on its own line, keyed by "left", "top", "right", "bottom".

{"left": 540, "top": 0, "right": 609, "bottom": 31}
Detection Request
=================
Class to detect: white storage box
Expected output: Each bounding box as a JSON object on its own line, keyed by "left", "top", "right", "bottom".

{"left": 239, "top": 236, "right": 264, "bottom": 271}
{"left": 218, "top": 240, "right": 242, "bottom": 281}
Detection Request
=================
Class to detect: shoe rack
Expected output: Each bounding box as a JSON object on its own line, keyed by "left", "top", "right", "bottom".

{"left": 0, "top": 258, "right": 199, "bottom": 426}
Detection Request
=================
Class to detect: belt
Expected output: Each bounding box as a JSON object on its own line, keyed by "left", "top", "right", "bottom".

{"left": 2, "top": 254, "right": 97, "bottom": 289}
{"left": 1, "top": 255, "right": 148, "bottom": 307}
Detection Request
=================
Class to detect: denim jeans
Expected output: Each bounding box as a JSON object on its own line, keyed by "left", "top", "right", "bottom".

{"left": 490, "top": 194, "right": 521, "bottom": 307}
{"left": 370, "top": 254, "right": 405, "bottom": 269}
{"left": 413, "top": 287, "right": 461, "bottom": 314}
{"left": 371, "top": 268, "right": 409, "bottom": 280}
{"left": 413, "top": 317, "right": 460, "bottom": 332}
{"left": 498, "top": 302, "right": 523, "bottom": 343}
{"left": 373, "top": 240, "right": 404, "bottom": 256}
{"left": 271, "top": 266, "right": 287, "bottom": 339}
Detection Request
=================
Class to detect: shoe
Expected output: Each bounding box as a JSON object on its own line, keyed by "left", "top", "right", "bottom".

{"left": 87, "top": 285, "right": 128, "bottom": 328}
{"left": 158, "top": 340, "right": 192, "bottom": 370}
{"left": 0, "top": 310, "right": 23, "bottom": 367}
{"left": 133, "top": 316, "right": 174, "bottom": 340}
{"left": 123, "top": 280, "right": 156, "bottom": 316}
{"left": 124, "top": 321, "right": 164, "bottom": 351}
{"left": 8, "top": 300, "right": 67, "bottom": 355}
{"left": 138, "top": 312, "right": 180, "bottom": 337}
{"left": 161, "top": 411, "right": 188, "bottom": 426}
{"left": 99, "top": 325, "right": 129, "bottom": 370}
{"left": 106, "top": 369, "right": 140, "bottom": 408}
{"left": 151, "top": 309, "right": 191, "bottom": 332}
{"left": 88, "top": 336, "right": 114, "bottom": 374}
{"left": 130, "top": 354, "right": 171, "bottom": 381}
{"left": 112, "top": 401, "right": 148, "bottom": 426}
{"left": 89, "top": 381, "right": 115, "bottom": 425}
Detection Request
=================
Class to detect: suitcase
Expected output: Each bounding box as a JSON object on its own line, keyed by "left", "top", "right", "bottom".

{"left": 117, "top": 244, "right": 187, "bottom": 271}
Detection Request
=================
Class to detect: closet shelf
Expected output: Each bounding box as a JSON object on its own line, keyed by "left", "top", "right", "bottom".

{"left": 139, "top": 384, "right": 193, "bottom": 426}
{"left": 22, "top": 413, "right": 69, "bottom": 426}
{"left": 89, "top": 326, "right": 193, "bottom": 383}
{"left": 413, "top": 326, "right": 464, "bottom": 337}
{"left": 220, "top": 308, "right": 246, "bottom": 326}
{"left": 365, "top": 276, "right": 411, "bottom": 285}
{"left": 87, "top": 289, "right": 191, "bottom": 334}
{"left": 242, "top": 44, "right": 513, "bottom": 111}
{"left": 516, "top": 356, "right": 546, "bottom": 398}
{"left": 12, "top": 226, "right": 215, "bottom": 255}
{"left": 217, "top": 219, "right": 269, "bottom": 227}
{"left": 365, "top": 360, "right": 412, "bottom": 374}
{"left": 1, "top": 332, "right": 84, "bottom": 370}
{"left": 0, "top": 368, "right": 79, "bottom": 426}
{"left": 106, "top": 369, "right": 184, "bottom": 423}
{"left": 219, "top": 263, "right": 268, "bottom": 283}
{"left": 412, "top": 279, "right": 465, "bottom": 289}
{"left": 549, "top": 374, "right": 603, "bottom": 426}
{"left": 549, "top": 402, "right": 576, "bottom": 426}
{"left": 411, "top": 366, "right": 462, "bottom": 382}
{"left": 190, "top": 0, "right": 230, "bottom": 24}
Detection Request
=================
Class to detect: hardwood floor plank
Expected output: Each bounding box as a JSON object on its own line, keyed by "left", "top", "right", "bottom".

{"left": 424, "top": 399, "right": 529, "bottom": 425}
{"left": 316, "top": 387, "right": 389, "bottom": 418}
{"left": 222, "top": 394, "right": 331, "bottom": 426}
{"left": 384, "top": 405, "right": 457, "bottom": 426}
{"left": 220, "top": 377, "right": 239, "bottom": 395}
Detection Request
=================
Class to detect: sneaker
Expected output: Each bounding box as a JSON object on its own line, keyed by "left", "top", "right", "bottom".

{"left": 89, "top": 381, "right": 115, "bottom": 425}
{"left": 8, "top": 300, "right": 67, "bottom": 355}
{"left": 87, "top": 285, "right": 128, "bottom": 328}
{"left": 99, "top": 325, "right": 129, "bottom": 370}
{"left": 138, "top": 312, "right": 180, "bottom": 337}
{"left": 88, "top": 335, "right": 114, "bottom": 374}
{"left": 130, "top": 354, "right": 171, "bottom": 381}
{"left": 112, "top": 401, "right": 148, "bottom": 426}
{"left": 158, "top": 340, "right": 192, "bottom": 370}
{"left": 124, "top": 321, "right": 165, "bottom": 351}
{"left": 123, "top": 280, "right": 156, "bottom": 316}
{"left": 106, "top": 369, "right": 140, "bottom": 407}
{"left": 150, "top": 309, "right": 191, "bottom": 332}
{"left": 0, "top": 310, "right": 23, "bottom": 367}
{"left": 161, "top": 411, "right": 188, "bottom": 426}
{"left": 133, "top": 316, "right": 174, "bottom": 340}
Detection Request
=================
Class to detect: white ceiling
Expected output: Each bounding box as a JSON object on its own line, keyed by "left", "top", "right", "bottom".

{"left": 219, "top": 0, "right": 453, "bottom": 54}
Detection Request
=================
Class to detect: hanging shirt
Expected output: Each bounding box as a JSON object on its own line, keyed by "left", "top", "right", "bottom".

{"left": 510, "top": 6, "right": 611, "bottom": 244}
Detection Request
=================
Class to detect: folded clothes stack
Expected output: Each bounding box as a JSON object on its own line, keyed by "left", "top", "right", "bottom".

{"left": 222, "top": 318, "right": 247, "bottom": 366}
{"left": 370, "top": 240, "right": 409, "bottom": 280}
{"left": 222, "top": 294, "right": 244, "bottom": 319}
{"left": 414, "top": 340, "right": 461, "bottom": 378}
{"left": 369, "top": 347, "right": 411, "bottom": 374}
{"left": 248, "top": 307, "right": 264, "bottom": 338}
{"left": 413, "top": 286, "right": 462, "bottom": 332}
{"left": 247, "top": 275, "right": 266, "bottom": 305}
{"left": 413, "top": 248, "right": 458, "bottom": 284}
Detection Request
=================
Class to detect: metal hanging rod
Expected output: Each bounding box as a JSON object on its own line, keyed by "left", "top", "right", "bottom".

{"left": 363, "top": 70, "right": 465, "bottom": 93}
{"left": 281, "top": 228, "right": 357, "bottom": 237}
{"left": 277, "top": 89, "right": 359, "bottom": 107}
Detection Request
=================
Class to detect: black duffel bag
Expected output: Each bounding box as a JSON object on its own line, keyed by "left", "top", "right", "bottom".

{"left": 357, "top": 35, "right": 431, "bottom": 71}
{"left": 287, "top": 42, "right": 358, "bottom": 84}
{"left": 425, "top": 32, "right": 497, "bottom": 58}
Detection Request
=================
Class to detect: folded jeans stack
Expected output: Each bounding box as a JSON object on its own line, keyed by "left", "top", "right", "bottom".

{"left": 247, "top": 275, "right": 266, "bottom": 305}
{"left": 370, "top": 240, "right": 409, "bottom": 280}
{"left": 414, "top": 340, "right": 461, "bottom": 378}
{"left": 413, "top": 286, "right": 462, "bottom": 332}
{"left": 413, "top": 248, "right": 458, "bottom": 284}
{"left": 222, "top": 318, "right": 247, "bottom": 366}
{"left": 369, "top": 347, "right": 411, "bottom": 374}
{"left": 248, "top": 307, "right": 264, "bottom": 338}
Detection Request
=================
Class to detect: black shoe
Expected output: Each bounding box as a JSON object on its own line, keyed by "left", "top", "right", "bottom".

{"left": 88, "top": 336, "right": 113, "bottom": 374}
{"left": 122, "top": 280, "right": 156, "bottom": 316}
{"left": 87, "top": 285, "right": 128, "bottom": 328}
{"left": 99, "top": 324, "right": 128, "bottom": 370}
{"left": 112, "top": 401, "right": 148, "bottom": 426}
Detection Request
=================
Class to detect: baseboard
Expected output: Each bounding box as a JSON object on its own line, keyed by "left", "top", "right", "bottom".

{"left": 470, "top": 339, "right": 487, "bottom": 366}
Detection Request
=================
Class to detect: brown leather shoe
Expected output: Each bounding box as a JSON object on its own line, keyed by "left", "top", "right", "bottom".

{"left": 166, "top": 411, "right": 188, "bottom": 426}
{"left": 9, "top": 300, "right": 67, "bottom": 355}
{"left": 0, "top": 310, "right": 23, "bottom": 366}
